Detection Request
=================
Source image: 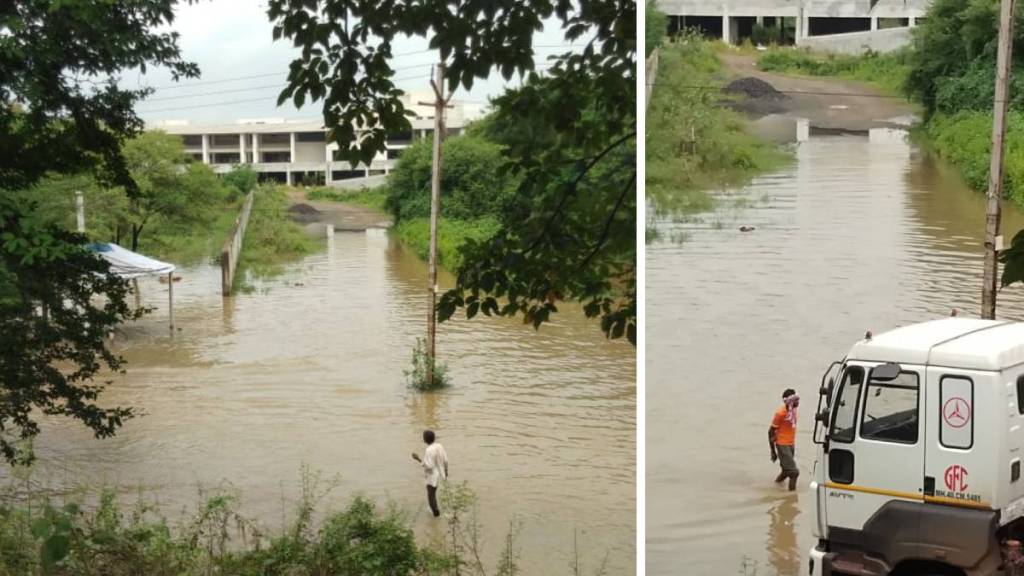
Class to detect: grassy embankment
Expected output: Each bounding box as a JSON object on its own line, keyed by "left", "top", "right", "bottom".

{"left": 646, "top": 37, "right": 791, "bottom": 219}
{"left": 233, "top": 185, "right": 319, "bottom": 289}
{"left": 305, "top": 186, "right": 500, "bottom": 270}
{"left": 0, "top": 471, "right": 521, "bottom": 576}
{"left": 756, "top": 47, "right": 1024, "bottom": 207}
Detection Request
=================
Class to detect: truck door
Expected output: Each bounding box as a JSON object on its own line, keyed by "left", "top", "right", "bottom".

{"left": 924, "top": 366, "right": 986, "bottom": 508}
{"left": 825, "top": 362, "right": 925, "bottom": 532}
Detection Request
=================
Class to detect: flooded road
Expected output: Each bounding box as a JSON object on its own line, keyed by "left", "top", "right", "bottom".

{"left": 20, "top": 230, "right": 635, "bottom": 575}
{"left": 646, "top": 126, "right": 1024, "bottom": 575}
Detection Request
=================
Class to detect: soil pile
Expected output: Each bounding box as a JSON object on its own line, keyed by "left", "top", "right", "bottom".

{"left": 287, "top": 203, "right": 321, "bottom": 223}
{"left": 721, "top": 77, "right": 789, "bottom": 116}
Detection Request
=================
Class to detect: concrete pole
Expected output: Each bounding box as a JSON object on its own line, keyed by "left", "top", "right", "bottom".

{"left": 722, "top": 5, "right": 731, "bottom": 44}
{"left": 253, "top": 133, "right": 260, "bottom": 163}
{"left": 239, "top": 133, "right": 246, "bottom": 164}
{"left": 168, "top": 272, "right": 174, "bottom": 332}
{"left": 201, "top": 134, "right": 210, "bottom": 164}
{"left": 982, "top": 0, "right": 1016, "bottom": 319}
{"left": 424, "top": 62, "right": 449, "bottom": 388}
{"left": 289, "top": 132, "right": 296, "bottom": 163}
{"left": 75, "top": 191, "right": 85, "bottom": 233}
{"left": 871, "top": 16, "right": 878, "bottom": 31}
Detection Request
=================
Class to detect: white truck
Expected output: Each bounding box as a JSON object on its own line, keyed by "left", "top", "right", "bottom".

{"left": 809, "top": 318, "right": 1024, "bottom": 576}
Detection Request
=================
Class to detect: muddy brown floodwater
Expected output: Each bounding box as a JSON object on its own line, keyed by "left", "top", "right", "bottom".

{"left": 13, "top": 230, "right": 636, "bottom": 575}
{"left": 647, "top": 124, "right": 1024, "bottom": 575}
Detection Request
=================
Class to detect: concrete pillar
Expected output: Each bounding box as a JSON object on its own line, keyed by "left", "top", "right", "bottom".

{"left": 238, "top": 133, "right": 246, "bottom": 164}
{"left": 909, "top": 16, "right": 917, "bottom": 27}
{"left": 201, "top": 134, "right": 209, "bottom": 164}
{"left": 252, "top": 134, "right": 260, "bottom": 163}
{"left": 286, "top": 171, "right": 293, "bottom": 186}
{"left": 722, "top": 5, "right": 730, "bottom": 44}
{"left": 870, "top": 16, "right": 878, "bottom": 31}
{"left": 756, "top": 15, "right": 764, "bottom": 25}
{"left": 796, "top": 118, "right": 809, "bottom": 142}
{"left": 795, "top": 14, "right": 803, "bottom": 43}
{"left": 289, "top": 132, "right": 296, "bottom": 163}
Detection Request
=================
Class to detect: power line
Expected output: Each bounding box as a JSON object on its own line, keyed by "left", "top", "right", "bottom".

{"left": 137, "top": 45, "right": 576, "bottom": 91}
{"left": 137, "top": 73, "right": 432, "bottom": 114}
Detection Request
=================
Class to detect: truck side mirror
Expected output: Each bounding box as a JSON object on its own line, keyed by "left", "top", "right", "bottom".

{"left": 815, "top": 410, "right": 829, "bottom": 423}
{"left": 871, "top": 362, "right": 901, "bottom": 381}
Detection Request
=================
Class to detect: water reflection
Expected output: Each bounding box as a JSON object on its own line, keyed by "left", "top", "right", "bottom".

{"left": 647, "top": 127, "right": 1024, "bottom": 575}
{"left": 766, "top": 495, "right": 800, "bottom": 576}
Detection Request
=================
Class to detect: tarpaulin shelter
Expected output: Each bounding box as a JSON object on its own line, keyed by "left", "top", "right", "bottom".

{"left": 87, "top": 243, "right": 177, "bottom": 329}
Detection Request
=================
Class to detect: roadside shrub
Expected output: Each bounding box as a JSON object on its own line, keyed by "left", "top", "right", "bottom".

{"left": 405, "top": 337, "right": 449, "bottom": 391}
{"left": 222, "top": 165, "right": 258, "bottom": 198}
{"left": 645, "top": 0, "right": 667, "bottom": 55}
{"left": 383, "top": 135, "right": 519, "bottom": 223}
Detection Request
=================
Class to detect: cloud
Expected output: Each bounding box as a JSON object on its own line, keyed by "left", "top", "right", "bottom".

{"left": 130, "top": 2, "right": 573, "bottom": 125}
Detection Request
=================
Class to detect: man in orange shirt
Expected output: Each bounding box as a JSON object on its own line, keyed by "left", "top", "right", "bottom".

{"left": 769, "top": 388, "right": 800, "bottom": 491}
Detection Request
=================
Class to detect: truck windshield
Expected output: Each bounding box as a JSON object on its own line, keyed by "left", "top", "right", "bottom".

{"left": 830, "top": 366, "right": 864, "bottom": 443}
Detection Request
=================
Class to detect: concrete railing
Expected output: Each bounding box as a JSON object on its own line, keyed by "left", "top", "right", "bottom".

{"left": 220, "top": 190, "right": 254, "bottom": 296}
{"left": 646, "top": 48, "right": 660, "bottom": 111}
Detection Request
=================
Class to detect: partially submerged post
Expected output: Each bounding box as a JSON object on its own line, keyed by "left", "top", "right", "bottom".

{"left": 983, "top": 0, "right": 1017, "bottom": 319}
{"left": 420, "top": 63, "right": 453, "bottom": 388}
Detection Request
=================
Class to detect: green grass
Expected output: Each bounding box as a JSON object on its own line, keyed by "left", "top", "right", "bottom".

{"left": 646, "top": 37, "right": 791, "bottom": 217}
{"left": 234, "top": 185, "right": 319, "bottom": 290}
{"left": 306, "top": 186, "right": 388, "bottom": 212}
{"left": 925, "top": 111, "right": 1024, "bottom": 206}
{"left": 393, "top": 217, "right": 501, "bottom": 270}
{"left": 137, "top": 200, "right": 242, "bottom": 266}
{"left": 757, "top": 48, "right": 910, "bottom": 95}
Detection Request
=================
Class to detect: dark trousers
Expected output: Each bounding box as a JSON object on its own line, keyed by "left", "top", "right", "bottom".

{"left": 427, "top": 485, "right": 440, "bottom": 517}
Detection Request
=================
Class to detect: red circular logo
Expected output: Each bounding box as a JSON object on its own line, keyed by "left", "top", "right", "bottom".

{"left": 943, "top": 397, "right": 971, "bottom": 429}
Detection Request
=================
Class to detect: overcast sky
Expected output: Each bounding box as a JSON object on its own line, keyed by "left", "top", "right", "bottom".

{"left": 127, "top": 0, "right": 573, "bottom": 125}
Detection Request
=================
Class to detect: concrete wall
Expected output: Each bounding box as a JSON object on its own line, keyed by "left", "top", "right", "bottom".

{"left": 294, "top": 141, "right": 325, "bottom": 163}
{"left": 328, "top": 175, "right": 388, "bottom": 190}
{"left": 657, "top": 0, "right": 929, "bottom": 18}
{"left": 798, "top": 26, "right": 912, "bottom": 54}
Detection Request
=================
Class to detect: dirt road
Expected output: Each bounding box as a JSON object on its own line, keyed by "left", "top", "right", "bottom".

{"left": 719, "top": 52, "right": 916, "bottom": 131}
{"left": 284, "top": 188, "right": 392, "bottom": 231}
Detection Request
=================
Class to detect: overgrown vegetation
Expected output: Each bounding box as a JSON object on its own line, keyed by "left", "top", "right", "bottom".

{"left": 0, "top": 468, "right": 577, "bottom": 576}
{"left": 645, "top": 0, "right": 666, "bottom": 57}
{"left": 306, "top": 187, "right": 388, "bottom": 212}
{"left": 647, "top": 35, "right": 791, "bottom": 216}
{"left": 405, "top": 337, "right": 449, "bottom": 391}
{"left": 234, "top": 185, "right": 318, "bottom": 289}
{"left": 394, "top": 218, "right": 502, "bottom": 270}
{"left": 757, "top": 48, "right": 910, "bottom": 94}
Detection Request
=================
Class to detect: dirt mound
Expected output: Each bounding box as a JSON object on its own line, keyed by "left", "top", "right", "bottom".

{"left": 287, "top": 203, "right": 321, "bottom": 223}
{"left": 723, "top": 77, "right": 788, "bottom": 100}
{"left": 721, "top": 77, "right": 789, "bottom": 116}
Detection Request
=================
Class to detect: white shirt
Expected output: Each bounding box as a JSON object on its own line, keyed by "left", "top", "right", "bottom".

{"left": 421, "top": 442, "right": 448, "bottom": 487}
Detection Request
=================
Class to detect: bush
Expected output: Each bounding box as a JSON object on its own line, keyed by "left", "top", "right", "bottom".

{"left": 393, "top": 217, "right": 501, "bottom": 269}
{"left": 234, "top": 185, "right": 318, "bottom": 289}
{"left": 926, "top": 110, "right": 1024, "bottom": 206}
{"left": 405, "top": 337, "right": 449, "bottom": 391}
{"left": 383, "top": 135, "right": 519, "bottom": 223}
{"left": 751, "top": 23, "right": 782, "bottom": 46}
{"left": 645, "top": 0, "right": 667, "bottom": 56}
{"left": 222, "top": 165, "right": 258, "bottom": 198}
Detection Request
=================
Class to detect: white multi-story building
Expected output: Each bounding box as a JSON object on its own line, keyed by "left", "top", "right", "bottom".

{"left": 151, "top": 93, "right": 485, "bottom": 186}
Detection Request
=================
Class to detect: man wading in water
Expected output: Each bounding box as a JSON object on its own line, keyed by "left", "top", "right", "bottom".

{"left": 769, "top": 389, "right": 800, "bottom": 491}
{"left": 412, "top": 429, "right": 448, "bottom": 517}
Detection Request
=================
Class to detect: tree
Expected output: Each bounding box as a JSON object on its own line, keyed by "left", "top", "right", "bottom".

{"left": 646, "top": 0, "right": 667, "bottom": 56}
{"left": 268, "top": 0, "right": 636, "bottom": 343}
{"left": 0, "top": 0, "right": 197, "bottom": 464}
{"left": 121, "top": 131, "right": 229, "bottom": 251}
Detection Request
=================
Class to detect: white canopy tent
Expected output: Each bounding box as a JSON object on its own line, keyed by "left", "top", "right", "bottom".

{"left": 87, "top": 243, "right": 177, "bottom": 329}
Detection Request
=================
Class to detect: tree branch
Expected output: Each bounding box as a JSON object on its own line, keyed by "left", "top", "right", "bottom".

{"left": 579, "top": 170, "right": 635, "bottom": 269}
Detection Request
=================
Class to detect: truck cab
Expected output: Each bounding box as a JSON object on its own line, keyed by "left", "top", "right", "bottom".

{"left": 809, "top": 318, "right": 1024, "bottom": 576}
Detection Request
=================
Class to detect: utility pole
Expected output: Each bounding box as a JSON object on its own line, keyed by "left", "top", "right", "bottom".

{"left": 75, "top": 191, "right": 85, "bottom": 233}
{"left": 419, "top": 63, "right": 453, "bottom": 387}
{"left": 983, "top": 0, "right": 1016, "bottom": 319}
